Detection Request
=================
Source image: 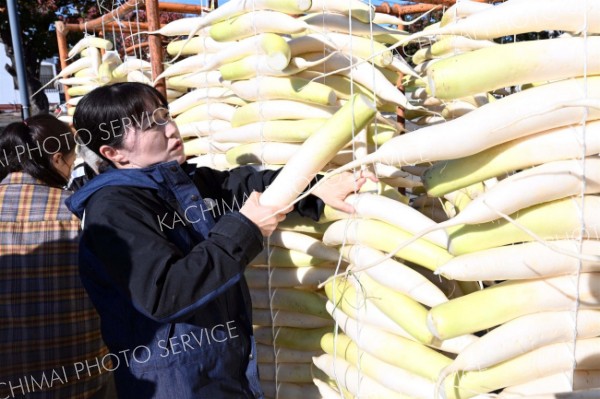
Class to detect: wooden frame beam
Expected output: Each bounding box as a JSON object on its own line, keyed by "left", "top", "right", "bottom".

{"left": 145, "top": 0, "right": 165, "bottom": 96}
{"left": 158, "top": 2, "right": 205, "bottom": 14}
{"left": 64, "top": 21, "right": 152, "bottom": 33}
{"left": 376, "top": 3, "right": 440, "bottom": 17}
{"left": 376, "top": 0, "right": 492, "bottom": 16}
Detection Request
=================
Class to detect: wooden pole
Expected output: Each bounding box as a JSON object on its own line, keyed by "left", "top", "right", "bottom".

{"left": 55, "top": 21, "right": 71, "bottom": 103}
{"left": 375, "top": 3, "right": 439, "bottom": 17}
{"left": 375, "top": 0, "right": 492, "bottom": 16}
{"left": 158, "top": 2, "right": 204, "bottom": 14}
{"left": 125, "top": 42, "right": 150, "bottom": 55}
{"left": 73, "top": 0, "right": 144, "bottom": 31}
{"left": 65, "top": 21, "right": 151, "bottom": 33}
{"left": 145, "top": 0, "right": 166, "bottom": 96}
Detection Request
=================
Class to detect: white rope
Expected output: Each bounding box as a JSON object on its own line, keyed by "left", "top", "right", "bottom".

{"left": 133, "top": 0, "right": 142, "bottom": 60}
{"left": 97, "top": 0, "right": 107, "bottom": 40}
{"left": 242, "top": 2, "right": 280, "bottom": 396}
{"left": 570, "top": 0, "right": 590, "bottom": 389}
{"left": 111, "top": 0, "right": 128, "bottom": 61}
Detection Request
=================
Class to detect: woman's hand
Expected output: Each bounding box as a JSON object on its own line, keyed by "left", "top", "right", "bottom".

{"left": 240, "top": 191, "right": 292, "bottom": 237}
{"left": 312, "top": 170, "right": 378, "bottom": 214}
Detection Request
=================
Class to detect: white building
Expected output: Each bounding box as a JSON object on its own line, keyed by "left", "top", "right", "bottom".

{"left": 0, "top": 42, "right": 61, "bottom": 109}
{"left": 0, "top": 42, "right": 20, "bottom": 108}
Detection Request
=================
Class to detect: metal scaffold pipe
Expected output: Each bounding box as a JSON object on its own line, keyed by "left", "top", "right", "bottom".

{"left": 6, "top": 0, "right": 30, "bottom": 119}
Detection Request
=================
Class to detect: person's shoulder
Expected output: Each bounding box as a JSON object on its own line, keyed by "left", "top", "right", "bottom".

{"left": 85, "top": 185, "right": 160, "bottom": 219}
{"left": 54, "top": 187, "right": 80, "bottom": 222}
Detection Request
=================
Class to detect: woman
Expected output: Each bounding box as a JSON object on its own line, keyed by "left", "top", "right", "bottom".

{"left": 67, "top": 82, "right": 369, "bottom": 398}
{"left": 0, "top": 115, "right": 114, "bottom": 398}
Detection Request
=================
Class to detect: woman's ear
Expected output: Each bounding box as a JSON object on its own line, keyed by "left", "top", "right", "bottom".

{"left": 99, "top": 145, "right": 128, "bottom": 166}
{"left": 51, "top": 152, "right": 73, "bottom": 180}
{"left": 51, "top": 152, "right": 63, "bottom": 170}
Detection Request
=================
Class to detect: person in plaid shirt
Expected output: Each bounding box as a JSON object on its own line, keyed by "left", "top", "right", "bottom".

{"left": 0, "top": 115, "right": 115, "bottom": 398}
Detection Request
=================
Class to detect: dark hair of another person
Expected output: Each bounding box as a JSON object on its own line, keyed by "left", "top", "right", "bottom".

{"left": 0, "top": 114, "right": 75, "bottom": 188}
{"left": 73, "top": 82, "right": 169, "bottom": 165}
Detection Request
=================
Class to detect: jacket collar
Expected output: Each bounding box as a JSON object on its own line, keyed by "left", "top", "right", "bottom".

{"left": 66, "top": 160, "right": 192, "bottom": 219}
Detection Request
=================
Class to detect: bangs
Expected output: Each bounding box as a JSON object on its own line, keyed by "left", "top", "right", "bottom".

{"left": 73, "top": 83, "right": 170, "bottom": 148}
{"left": 120, "top": 84, "right": 169, "bottom": 121}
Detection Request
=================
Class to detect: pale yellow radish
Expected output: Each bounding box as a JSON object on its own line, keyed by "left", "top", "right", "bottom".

{"left": 167, "top": 71, "right": 224, "bottom": 89}
{"left": 323, "top": 304, "right": 452, "bottom": 381}
{"left": 257, "top": 362, "right": 314, "bottom": 384}
{"left": 425, "top": 120, "right": 600, "bottom": 196}
{"left": 268, "top": 230, "right": 340, "bottom": 261}
{"left": 321, "top": 333, "right": 437, "bottom": 398}
{"left": 447, "top": 157, "right": 600, "bottom": 225}
{"left": 67, "top": 84, "right": 99, "bottom": 97}
{"left": 212, "top": 119, "right": 325, "bottom": 143}
{"left": 428, "top": 273, "right": 600, "bottom": 340}
{"left": 226, "top": 76, "right": 336, "bottom": 105}
{"left": 252, "top": 308, "right": 332, "bottom": 328}
{"left": 288, "top": 32, "right": 393, "bottom": 67}
{"left": 166, "top": 34, "right": 233, "bottom": 56}
{"left": 303, "top": 52, "right": 412, "bottom": 108}
{"left": 169, "top": 88, "right": 235, "bottom": 116}
{"left": 126, "top": 70, "right": 152, "bottom": 85}
{"left": 250, "top": 287, "right": 328, "bottom": 319}
{"left": 256, "top": 343, "right": 321, "bottom": 364}
{"left": 323, "top": 219, "right": 452, "bottom": 271}
{"left": 231, "top": 100, "right": 337, "bottom": 127}
{"left": 112, "top": 58, "right": 152, "bottom": 79}
{"left": 340, "top": 245, "right": 447, "bottom": 307}
{"left": 302, "top": 12, "right": 404, "bottom": 45}
{"left": 320, "top": 192, "right": 447, "bottom": 247}
{"left": 174, "top": 103, "right": 236, "bottom": 125}
{"left": 31, "top": 53, "right": 100, "bottom": 98}
{"left": 245, "top": 95, "right": 376, "bottom": 210}
{"left": 426, "top": 37, "right": 600, "bottom": 99}
{"left": 254, "top": 325, "right": 330, "bottom": 351}
{"left": 309, "top": 77, "right": 600, "bottom": 185}
{"left": 436, "top": 240, "right": 600, "bottom": 281}
{"left": 444, "top": 338, "right": 600, "bottom": 399}
{"left": 67, "top": 36, "right": 112, "bottom": 59}
{"left": 174, "top": 0, "right": 312, "bottom": 59}
{"left": 178, "top": 120, "right": 232, "bottom": 138}
{"left": 312, "top": 354, "right": 408, "bottom": 399}
{"left": 225, "top": 142, "right": 301, "bottom": 165}
{"left": 245, "top": 266, "right": 335, "bottom": 289}
{"left": 209, "top": 11, "right": 308, "bottom": 42}
{"left": 396, "top": 0, "right": 600, "bottom": 47}
{"left": 441, "top": 310, "right": 600, "bottom": 378}
{"left": 159, "top": 33, "right": 291, "bottom": 83}
{"left": 500, "top": 370, "right": 600, "bottom": 397}
{"left": 219, "top": 52, "right": 334, "bottom": 81}
{"left": 448, "top": 195, "right": 600, "bottom": 255}
{"left": 183, "top": 138, "right": 236, "bottom": 156}
{"left": 325, "top": 294, "right": 476, "bottom": 355}
{"left": 307, "top": 0, "right": 374, "bottom": 23}
{"left": 251, "top": 246, "right": 334, "bottom": 268}
{"left": 439, "top": 0, "right": 493, "bottom": 26}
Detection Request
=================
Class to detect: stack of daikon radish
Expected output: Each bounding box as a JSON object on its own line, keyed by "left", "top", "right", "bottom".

{"left": 310, "top": 0, "right": 600, "bottom": 397}
{"left": 54, "top": 0, "right": 600, "bottom": 396}
{"left": 150, "top": 1, "right": 436, "bottom": 397}
{"left": 404, "top": 1, "right": 495, "bottom": 128}
{"left": 152, "top": 0, "right": 422, "bottom": 177}
{"left": 38, "top": 35, "right": 154, "bottom": 124}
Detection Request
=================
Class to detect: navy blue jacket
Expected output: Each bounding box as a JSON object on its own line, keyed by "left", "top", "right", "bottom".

{"left": 66, "top": 161, "right": 323, "bottom": 399}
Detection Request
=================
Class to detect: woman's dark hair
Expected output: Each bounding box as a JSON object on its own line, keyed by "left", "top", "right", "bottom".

{"left": 0, "top": 114, "right": 76, "bottom": 187}
{"left": 73, "top": 82, "right": 169, "bottom": 165}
